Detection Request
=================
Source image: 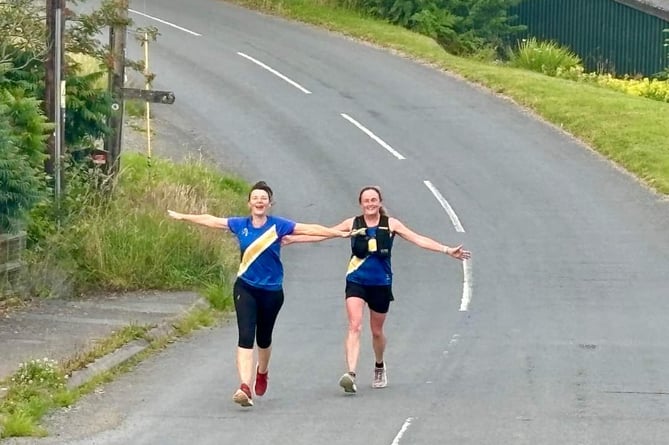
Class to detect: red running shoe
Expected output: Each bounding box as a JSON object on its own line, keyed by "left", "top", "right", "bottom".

{"left": 255, "top": 366, "right": 268, "bottom": 396}
{"left": 232, "top": 383, "right": 253, "bottom": 407}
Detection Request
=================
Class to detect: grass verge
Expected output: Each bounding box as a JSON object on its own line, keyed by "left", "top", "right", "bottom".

{"left": 0, "top": 303, "right": 223, "bottom": 438}
{"left": 227, "top": 0, "right": 669, "bottom": 195}
{"left": 25, "top": 153, "right": 249, "bottom": 303}
{"left": 1, "top": 152, "right": 244, "bottom": 437}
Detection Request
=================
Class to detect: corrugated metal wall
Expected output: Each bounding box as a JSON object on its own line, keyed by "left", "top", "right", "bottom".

{"left": 513, "top": 0, "right": 668, "bottom": 76}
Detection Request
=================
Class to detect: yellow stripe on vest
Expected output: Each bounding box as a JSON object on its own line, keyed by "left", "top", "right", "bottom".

{"left": 346, "top": 256, "right": 366, "bottom": 276}
{"left": 237, "top": 225, "right": 278, "bottom": 277}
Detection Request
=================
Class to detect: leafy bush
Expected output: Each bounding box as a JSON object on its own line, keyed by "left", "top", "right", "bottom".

{"left": 0, "top": 88, "right": 49, "bottom": 169}
{"left": 341, "top": 0, "right": 524, "bottom": 54}
{"left": 64, "top": 71, "right": 112, "bottom": 151}
{"left": 0, "top": 47, "right": 43, "bottom": 96}
{"left": 0, "top": 101, "right": 45, "bottom": 234}
{"left": 508, "top": 38, "right": 669, "bottom": 104}
{"left": 66, "top": 53, "right": 111, "bottom": 153}
{"left": 589, "top": 74, "right": 669, "bottom": 103}
{"left": 509, "top": 37, "right": 581, "bottom": 76}
{"left": 0, "top": 141, "right": 43, "bottom": 234}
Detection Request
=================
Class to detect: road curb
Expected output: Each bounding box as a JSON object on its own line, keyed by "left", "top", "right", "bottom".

{"left": 0, "top": 296, "right": 211, "bottom": 402}
{"left": 66, "top": 296, "right": 211, "bottom": 390}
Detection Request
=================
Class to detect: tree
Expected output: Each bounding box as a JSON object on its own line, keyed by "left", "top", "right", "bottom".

{"left": 352, "top": 0, "right": 524, "bottom": 54}
{"left": 0, "top": 101, "right": 45, "bottom": 233}
{"left": 0, "top": 0, "right": 46, "bottom": 69}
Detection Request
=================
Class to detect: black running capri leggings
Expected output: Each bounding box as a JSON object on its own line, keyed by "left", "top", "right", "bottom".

{"left": 233, "top": 278, "right": 285, "bottom": 349}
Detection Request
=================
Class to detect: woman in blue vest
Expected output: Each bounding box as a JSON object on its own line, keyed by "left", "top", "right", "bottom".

{"left": 283, "top": 185, "right": 470, "bottom": 393}
{"left": 168, "top": 181, "right": 349, "bottom": 407}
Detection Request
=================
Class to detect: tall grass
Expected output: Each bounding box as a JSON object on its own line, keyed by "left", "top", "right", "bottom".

{"left": 25, "top": 154, "right": 248, "bottom": 305}
{"left": 0, "top": 412, "right": 45, "bottom": 438}
{"left": 508, "top": 37, "right": 582, "bottom": 77}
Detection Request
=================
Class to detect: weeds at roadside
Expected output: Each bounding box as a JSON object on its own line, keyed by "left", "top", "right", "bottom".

{"left": 0, "top": 304, "right": 223, "bottom": 438}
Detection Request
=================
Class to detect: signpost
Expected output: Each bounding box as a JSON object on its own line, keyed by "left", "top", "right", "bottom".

{"left": 103, "top": 0, "right": 175, "bottom": 174}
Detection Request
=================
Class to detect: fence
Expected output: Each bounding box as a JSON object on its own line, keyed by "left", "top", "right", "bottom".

{"left": 0, "top": 232, "right": 26, "bottom": 290}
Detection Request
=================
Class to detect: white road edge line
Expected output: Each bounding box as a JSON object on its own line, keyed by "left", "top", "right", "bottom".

{"left": 391, "top": 417, "right": 414, "bottom": 445}
{"left": 460, "top": 259, "right": 472, "bottom": 311}
{"left": 128, "top": 9, "right": 202, "bottom": 36}
{"left": 423, "top": 180, "right": 472, "bottom": 311}
{"left": 237, "top": 52, "right": 312, "bottom": 94}
{"left": 340, "top": 113, "right": 406, "bottom": 160}
{"left": 423, "top": 180, "right": 464, "bottom": 233}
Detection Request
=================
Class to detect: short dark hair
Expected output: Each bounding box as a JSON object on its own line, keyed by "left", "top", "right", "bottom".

{"left": 249, "top": 181, "right": 273, "bottom": 201}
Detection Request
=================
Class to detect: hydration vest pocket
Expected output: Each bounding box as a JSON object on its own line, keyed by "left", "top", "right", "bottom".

{"left": 351, "top": 215, "right": 392, "bottom": 258}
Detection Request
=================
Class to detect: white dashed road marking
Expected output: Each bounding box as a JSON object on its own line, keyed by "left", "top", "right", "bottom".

{"left": 340, "top": 113, "right": 406, "bottom": 160}
{"left": 237, "top": 52, "right": 312, "bottom": 94}
{"left": 129, "top": 9, "right": 202, "bottom": 36}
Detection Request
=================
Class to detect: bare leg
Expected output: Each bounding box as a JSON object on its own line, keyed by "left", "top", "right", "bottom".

{"left": 237, "top": 346, "right": 254, "bottom": 386}
{"left": 370, "top": 310, "right": 387, "bottom": 364}
{"left": 345, "top": 297, "right": 365, "bottom": 373}
{"left": 257, "top": 346, "right": 271, "bottom": 373}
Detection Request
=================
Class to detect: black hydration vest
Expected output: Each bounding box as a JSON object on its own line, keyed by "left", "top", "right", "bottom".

{"left": 351, "top": 215, "right": 393, "bottom": 259}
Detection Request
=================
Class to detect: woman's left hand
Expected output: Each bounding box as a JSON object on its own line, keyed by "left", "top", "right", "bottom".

{"left": 446, "top": 245, "right": 471, "bottom": 260}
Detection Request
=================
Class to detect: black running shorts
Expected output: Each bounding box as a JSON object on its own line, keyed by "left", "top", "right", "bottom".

{"left": 345, "top": 281, "right": 394, "bottom": 314}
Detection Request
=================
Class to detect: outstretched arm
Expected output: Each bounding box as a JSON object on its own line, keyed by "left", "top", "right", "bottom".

{"left": 167, "top": 210, "right": 229, "bottom": 230}
{"left": 283, "top": 218, "right": 353, "bottom": 246}
{"left": 390, "top": 217, "right": 471, "bottom": 260}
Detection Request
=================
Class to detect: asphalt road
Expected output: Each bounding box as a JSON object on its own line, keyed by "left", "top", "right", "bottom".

{"left": 17, "top": 0, "right": 669, "bottom": 444}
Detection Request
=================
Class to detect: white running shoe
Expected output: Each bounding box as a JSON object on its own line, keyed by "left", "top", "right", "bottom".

{"left": 339, "top": 372, "right": 357, "bottom": 394}
{"left": 372, "top": 363, "right": 387, "bottom": 389}
{"left": 232, "top": 384, "right": 253, "bottom": 407}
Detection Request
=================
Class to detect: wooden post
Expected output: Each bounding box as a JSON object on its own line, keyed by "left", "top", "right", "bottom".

{"left": 104, "top": 0, "right": 128, "bottom": 176}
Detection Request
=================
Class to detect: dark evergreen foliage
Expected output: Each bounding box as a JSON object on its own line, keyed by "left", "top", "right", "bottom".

{"left": 348, "top": 0, "right": 525, "bottom": 54}
{"left": 0, "top": 103, "right": 45, "bottom": 233}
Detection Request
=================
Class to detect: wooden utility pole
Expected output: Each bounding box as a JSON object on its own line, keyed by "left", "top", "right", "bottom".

{"left": 104, "top": 0, "right": 128, "bottom": 175}
{"left": 44, "top": 0, "right": 65, "bottom": 186}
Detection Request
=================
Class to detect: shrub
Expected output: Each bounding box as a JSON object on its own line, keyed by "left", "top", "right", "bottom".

{"left": 0, "top": 88, "right": 49, "bottom": 169}
{"left": 593, "top": 75, "right": 669, "bottom": 103}
{"left": 508, "top": 40, "right": 669, "bottom": 104}
{"left": 0, "top": 103, "right": 45, "bottom": 234}
{"left": 343, "top": 0, "right": 524, "bottom": 55}
{"left": 509, "top": 37, "right": 582, "bottom": 76}
{"left": 63, "top": 70, "right": 112, "bottom": 152}
{"left": 65, "top": 53, "right": 112, "bottom": 153}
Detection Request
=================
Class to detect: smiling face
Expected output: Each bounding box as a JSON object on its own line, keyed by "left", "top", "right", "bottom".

{"left": 359, "top": 187, "right": 382, "bottom": 217}
{"left": 248, "top": 189, "right": 271, "bottom": 217}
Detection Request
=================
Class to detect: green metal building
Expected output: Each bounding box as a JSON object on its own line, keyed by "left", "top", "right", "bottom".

{"left": 512, "top": 0, "right": 669, "bottom": 76}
